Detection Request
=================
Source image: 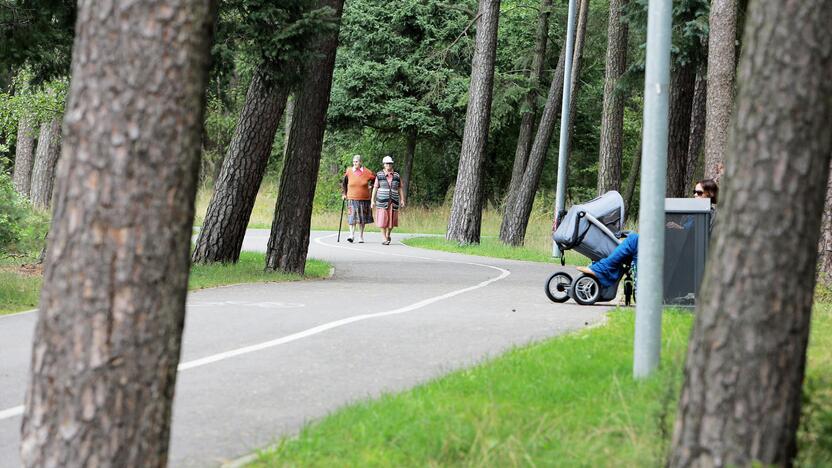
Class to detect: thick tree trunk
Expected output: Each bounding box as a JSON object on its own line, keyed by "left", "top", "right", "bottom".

{"left": 446, "top": 0, "right": 501, "bottom": 244}
{"left": 504, "top": 0, "right": 551, "bottom": 210}
{"left": 669, "top": 1, "right": 832, "bottom": 465}
{"left": 703, "top": 0, "right": 738, "bottom": 183}
{"left": 12, "top": 113, "right": 36, "bottom": 197}
{"left": 597, "top": 0, "right": 629, "bottom": 195}
{"left": 666, "top": 60, "right": 697, "bottom": 198}
{"left": 623, "top": 140, "right": 641, "bottom": 224}
{"left": 19, "top": 1, "right": 215, "bottom": 466}
{"left": 29, "top": 117, "right": 62, "bottom": 210}
{"left": 498, "top": 45, "right": 566, "bottom": 246}
{"left": 685, "top": 62, "right": 707, "bottom": 190}
{"left": 819, "top": 162, "right": 832, "bottom": 287}
{"left": 265, "top": 0, "right": 344, "bottom": 273}
{"left": 401, "top": 130, "right": 417, "bottom": 200}
{"left": 192, "top": 67, "right": 288, "bottom": 264}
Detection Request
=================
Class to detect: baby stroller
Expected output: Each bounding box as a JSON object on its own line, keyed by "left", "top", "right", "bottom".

{"left": 545, "top": 191, "right": 635, "bottom": 306}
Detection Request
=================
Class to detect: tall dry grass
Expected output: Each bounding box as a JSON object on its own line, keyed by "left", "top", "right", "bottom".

{"left": 194, "top": 187, "right": 559, "bottom": 258}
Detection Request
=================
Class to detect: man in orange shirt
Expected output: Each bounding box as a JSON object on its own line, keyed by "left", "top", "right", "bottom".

{"left": 342, "top": 154, "right": 376, "bottom": 243}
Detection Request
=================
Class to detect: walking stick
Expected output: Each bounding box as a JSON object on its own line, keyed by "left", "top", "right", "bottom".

{"left": 337, "top": 174, "right": 348, "bottom": 242}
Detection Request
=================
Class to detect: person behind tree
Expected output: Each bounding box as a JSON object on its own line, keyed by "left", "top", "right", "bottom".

{"left": 371, "top": 155, "right": 405, "bottom": 245}
{"left": 576, "top": 179, "right": 719, "bottom": 288}
{"left": 342, "top": 154, "right": 375, "bottom": 243}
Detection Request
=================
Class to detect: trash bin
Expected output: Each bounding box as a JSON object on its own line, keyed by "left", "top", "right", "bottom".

{"left": 663, "top": 198, "right": 711, "bottom": 306}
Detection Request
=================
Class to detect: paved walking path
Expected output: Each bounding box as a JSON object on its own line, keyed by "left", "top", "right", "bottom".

{"left": 0, "top": 230, "right": 609, "bottom": 467}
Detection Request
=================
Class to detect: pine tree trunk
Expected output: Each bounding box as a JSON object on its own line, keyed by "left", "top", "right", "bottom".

{"left": 265, "top": 0, "right": 345, "bottom": 274}
{"left": 499, "top": 45, "right": 566, "bottom": 246}
{"left": 498, "top": 0, "right": 585, "bottom": 246}
{"left": 19, "top": 1, "right": 215, "bottom": 465}
{"left": 685, "top": 61, "right": 707, "bottom": 190}
{"left": 597, "top": 0, "right": 629, "bottom": 195}
{"left": 402, "top": 130, "right": 417, "bottom": 200}
{"left": 819, "top": 162, "right": 832, "bottom": 287}
{"left": 12, "top": 113, "right": 36, "bottom": 197}
{"left": 666, "top": 60, "right": 697, "bottom": 198}
{"left": 703, "top": 0, "right": 738, "bottom": 183}
{"left": 192, "top": 67, "right": 288, "bottom": 264}
{"left": 504, "top": 0, "right": 551, "bottom": 210}
{"left": 446, "top": 0, "right": 501, "bottom": 244}
{"left": 622, "top": 140, "right": 642, "bottom": 224}
{"left": 564, "top": 0, "right": 590, "bottom": 159}
{"left": 29, "top": 117, "right": 62, "bottom": 210}
{"left": 669, "top": 1, "right": 832, "bottom": 465}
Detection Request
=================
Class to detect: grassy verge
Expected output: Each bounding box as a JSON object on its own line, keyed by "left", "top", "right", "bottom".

{"left": 251, "top": 307, "right": 832, "bottom": 467}
{"left": 194, "top": 187, "right": 560, "bottom": 259}
{"left": 402, "top": 236, "right": 588, "bottom": 266}
{"left": 188, "top": 252, "right": 331, "bottom": 290}
{"left": 0, "top": 252, "right": 331, "bottom": 316}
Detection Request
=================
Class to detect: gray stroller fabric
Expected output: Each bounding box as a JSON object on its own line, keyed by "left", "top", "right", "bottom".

{"left": 552, "top": 191, "right": 625, "bottom": 262}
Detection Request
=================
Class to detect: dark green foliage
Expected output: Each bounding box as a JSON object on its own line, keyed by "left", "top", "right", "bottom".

{"left": 0, "top": 0, "right": 75, "bottom": 87}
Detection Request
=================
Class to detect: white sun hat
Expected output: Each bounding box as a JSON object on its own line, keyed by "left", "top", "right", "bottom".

{"left": 382, "top": 155, "right": 394, "bottom": 164}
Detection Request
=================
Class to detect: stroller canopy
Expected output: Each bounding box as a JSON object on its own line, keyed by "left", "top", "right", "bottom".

{"left": 553, "top": 191, "right": 625, "bottom": 261}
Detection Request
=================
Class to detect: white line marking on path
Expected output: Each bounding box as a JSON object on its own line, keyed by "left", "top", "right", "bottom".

{"left": 0, "top": 406, "right": 23, "bottom": 419}
{"left": 0, "top": 233, "right": 510, "bottom": 422}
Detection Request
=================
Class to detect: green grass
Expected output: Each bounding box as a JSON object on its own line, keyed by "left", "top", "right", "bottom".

{"left": 188, "top": 252, "right": 331, "bottom": 290}
{"left": 402, "top": 236, "right": 589, "bottom": 266}
{"left": 250, "top": 311, "right": 693, "bottom": 467}
{"left": 0, "top": 270, "right": 42, "bottom": 314}
{"left": 0, "top": 252, "right": 331, "bottom": 315}
{"left": 250, "top": 306, "right": 832, "bottom": 467}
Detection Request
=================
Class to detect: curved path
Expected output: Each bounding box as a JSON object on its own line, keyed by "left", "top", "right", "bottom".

{"left": 0, "top": 230, "right": 609, "bottom": 467}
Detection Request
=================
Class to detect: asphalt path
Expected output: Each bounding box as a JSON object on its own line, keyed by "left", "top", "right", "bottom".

{"left": 0, "top": 229, "right": 609, "bottom": 467}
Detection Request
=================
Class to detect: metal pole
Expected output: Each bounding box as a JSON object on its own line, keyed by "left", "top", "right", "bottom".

{"left": 552, "top": 0, "right": 578, "bottom": 257}
{"left": 634, "top": 0, "right": 672, "bottom": 379}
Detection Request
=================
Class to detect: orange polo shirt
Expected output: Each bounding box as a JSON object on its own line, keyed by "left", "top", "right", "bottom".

{"left": 343, "top": 167, "right": 375, "bottom": 200}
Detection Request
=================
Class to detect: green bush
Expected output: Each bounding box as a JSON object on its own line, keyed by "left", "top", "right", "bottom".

{"left": 0, "top": 169, "right": 49, "bottom": 255}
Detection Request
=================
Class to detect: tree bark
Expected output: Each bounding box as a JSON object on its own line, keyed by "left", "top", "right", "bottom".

{"left": 19, "top": 1, "right": 215, "bottom": 466}
{"left": 498, "top": 45, "right": 566, "bottom": 246}
{"left": 669, "top": 1, "right": 832, "bottom": 465}
{"left": 564, "top": 0, "right": 590, "bottom": 159}
{"left": 446, "top": 0, "right": 501, "bottom": 244}
{"left": 703, "top": 0, "right": 738, "bottom": 184}
{"left": 401, "top": 130, "right": 417, "bottom": 201}
{"left": 623, "top": 140, "right": 641, "bottom": 224}
{"left": 192, "top": 66, "right": 289, "bottom": 264}
{"left": 504, "top": 0, "right": 551, "bottom": 210}
{"left": 819, "top": 162, "right": 832, "bottom": 287}
{"left": 29, "top": 117, "right": 62, "bottom": 210}
{"left": 597, "top": 0, "right": 629, "bottom": 195}
{"left": 666, "top": 60, "right": 697, "bottom": 198}
{"left": 685, "top": 61, "right": 707, "bottom": 190}
{"left": 12, "top": 113, "right": 36, "bottom": 198}
{"left": 265, "top": 0, "right": 345, "bottom": 274}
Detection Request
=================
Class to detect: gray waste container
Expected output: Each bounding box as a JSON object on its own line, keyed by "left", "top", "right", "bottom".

{"left": 663, "top": 198, "right": 711, "bottom": 306}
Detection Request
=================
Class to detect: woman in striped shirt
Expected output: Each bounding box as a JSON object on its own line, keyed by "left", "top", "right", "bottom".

{"left": 371, "top": 155, "right": 406, "bottom": 245}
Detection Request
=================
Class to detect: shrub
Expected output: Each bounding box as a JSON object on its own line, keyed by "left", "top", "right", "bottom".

{"left": 0, "top": 169, "right": 49, "bottom": 255}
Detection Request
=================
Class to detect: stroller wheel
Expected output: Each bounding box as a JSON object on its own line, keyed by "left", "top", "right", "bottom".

{"left": 570, "top": 274, "right": 601, "bottom": 305}
{"left": 545, "top": 272, "right": 572, "bottom": 303}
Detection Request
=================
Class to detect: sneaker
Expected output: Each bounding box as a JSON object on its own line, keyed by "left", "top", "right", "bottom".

{"left": 359, "top": 239, "right": 364, "bottom": 243}
{"left": 347, "top": 237, "right": 353, "bottom": 243}
{"left": 576, "top": 266, "right": 596, "bottom": 277}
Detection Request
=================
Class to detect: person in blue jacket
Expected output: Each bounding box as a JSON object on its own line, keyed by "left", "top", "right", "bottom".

{"left": 576, "top": 179, "right": 718, "bottom": 288}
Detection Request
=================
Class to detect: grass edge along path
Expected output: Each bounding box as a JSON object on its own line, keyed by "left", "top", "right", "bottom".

{"left": 0, "top": 251, "right": 332, "bottom": 316}
{"left": 249, "top": 306, "right": 832, "bottom": 467}
{"left": 402, "top": 236, "right": 588, "bottom": 266}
